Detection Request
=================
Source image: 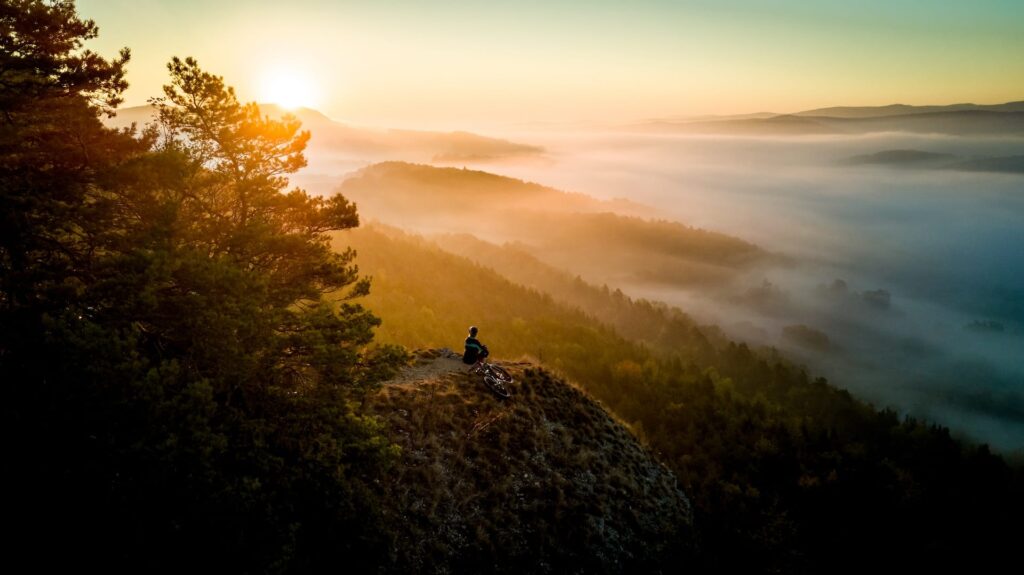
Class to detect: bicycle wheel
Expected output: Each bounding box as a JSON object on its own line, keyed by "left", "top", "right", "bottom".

{"left": 483, "top": 375, "right": 511, "bottom": 399}
{"left": 488, "top": 364, "right": 514, "bottom": 384}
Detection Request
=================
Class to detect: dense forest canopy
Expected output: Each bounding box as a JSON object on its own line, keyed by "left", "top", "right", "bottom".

{"left": 2, "top": 1, "right": 400, "bottom": 570}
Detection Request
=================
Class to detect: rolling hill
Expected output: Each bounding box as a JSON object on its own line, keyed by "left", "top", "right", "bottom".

{"left": 368, "top": 351, "right": 693, "bottom": 573}
{"left": 337, "top": 161, "right": 650, "bottom": 216}
{"left": 336, "top": 162, "right": 765, "bottom": 287}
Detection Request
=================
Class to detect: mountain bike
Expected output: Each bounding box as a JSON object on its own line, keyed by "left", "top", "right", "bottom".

{"left": 472, "top": 359, "right": 513, "bottom": 399}
{"left": 439, "top": 348, "right": 514, "bottom": 398}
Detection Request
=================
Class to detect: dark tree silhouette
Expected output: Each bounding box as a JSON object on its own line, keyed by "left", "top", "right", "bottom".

{"left": 2, "top": 2, "right": 401, "bottom": 571}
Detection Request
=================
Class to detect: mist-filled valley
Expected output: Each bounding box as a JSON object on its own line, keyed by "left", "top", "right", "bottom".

{"left": 283, "top": 122, "right": 1024, "bottom": 453}
{"left": 499, "top": 130, "right": 1024, "bottom": 452}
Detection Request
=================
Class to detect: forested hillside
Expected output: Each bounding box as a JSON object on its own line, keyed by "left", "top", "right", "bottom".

{"left": 340, "top": 225, "right": 1022, "bottom": 574}
{"left": 339, "top": 161, "right": 647, "bottom": 216}
{"left": 337, "top": 162, "right": 764, "bottom": 286}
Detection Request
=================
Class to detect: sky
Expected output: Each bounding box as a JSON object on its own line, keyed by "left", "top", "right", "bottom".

{"left": 79, "top": 0, "right": 1024, "bottom": 129}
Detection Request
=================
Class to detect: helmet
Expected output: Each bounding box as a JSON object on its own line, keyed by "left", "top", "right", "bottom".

{"left": 469, "top": 326, "right": 478, "bottom": 336}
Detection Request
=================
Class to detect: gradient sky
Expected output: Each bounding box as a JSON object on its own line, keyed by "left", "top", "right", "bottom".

{"left": 78, "top": 0, "right": 1024, "bottom": 129}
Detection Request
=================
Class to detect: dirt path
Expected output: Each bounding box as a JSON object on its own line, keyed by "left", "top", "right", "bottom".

{"left": 388, "top": 348, "right": 533, "bottom": 389}
{"left": 388, "top": 349, "right": 470, "bottom": 386}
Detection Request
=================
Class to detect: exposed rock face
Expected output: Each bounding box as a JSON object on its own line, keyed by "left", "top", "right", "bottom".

{"left": 367, "top": 350, "right": 693, "bottom": 574}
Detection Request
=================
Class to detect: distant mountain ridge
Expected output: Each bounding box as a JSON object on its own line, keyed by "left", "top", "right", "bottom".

{"left": 794, "top": 101, "right": 1024, "bottom": 118}
{"left": 637, "top": 100, "right": 1024, "bottom": 136}
{"left": 843, "top": 149, "right": 1024, "bottom": 174}
{"left": 106, "top": 104, "right": 545, "bottom": 163}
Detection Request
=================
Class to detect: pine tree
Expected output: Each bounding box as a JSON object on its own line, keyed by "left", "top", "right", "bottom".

{"left": 2, "top": 2, "right": 401, "bottom": 570}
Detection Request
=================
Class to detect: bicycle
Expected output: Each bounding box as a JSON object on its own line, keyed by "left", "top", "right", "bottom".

{"left": 439, "top": 348, "right": 514, "bottom": 398}
{"left": 472, "top": 359, "right": 514, "bottom": 399}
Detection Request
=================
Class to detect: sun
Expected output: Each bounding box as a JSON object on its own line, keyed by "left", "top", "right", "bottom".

{"left": 259, "top": 67, "right": 317, "bottom": 110}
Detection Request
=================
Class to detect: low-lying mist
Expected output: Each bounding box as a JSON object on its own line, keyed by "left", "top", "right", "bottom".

{"left": 486, "top": 131, "right": 1024, "bottom": 452}
{"left": 300, "top": 126, "right": 1023, "bottom": 452}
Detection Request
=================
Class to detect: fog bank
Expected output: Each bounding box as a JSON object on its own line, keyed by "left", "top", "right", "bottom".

{"left": 487, "top": 131, "right": 1024, "bottom": 451}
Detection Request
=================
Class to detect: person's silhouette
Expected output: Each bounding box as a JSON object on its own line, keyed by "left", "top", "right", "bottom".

{"left": 463, "top": 325, "right": 489, "bottom": 370}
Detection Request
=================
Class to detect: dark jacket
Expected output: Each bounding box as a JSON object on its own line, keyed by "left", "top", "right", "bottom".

{"left": 463, "top": 337, "right": 488, "bottom": 364}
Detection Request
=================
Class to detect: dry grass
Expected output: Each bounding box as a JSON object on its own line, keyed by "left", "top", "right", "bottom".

{"left": 366, "top": 350, "right": 693, "bottom": 574}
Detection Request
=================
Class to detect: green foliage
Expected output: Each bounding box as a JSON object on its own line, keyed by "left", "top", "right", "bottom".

{"left": 0, "top": 0, "right": 136, "bottom": 317}
{"left": 0, "top": 0, "right": 129, "bottom": 114}
{"left": 343, "top": 224, "right": 1023, "bottom": 574}
{"left": 1, "top": 2, "right": 401, "bottom": 570}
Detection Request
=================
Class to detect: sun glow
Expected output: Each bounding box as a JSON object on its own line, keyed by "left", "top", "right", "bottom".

{"left": 259, "top": 67, "right": 317, "bottom": 109}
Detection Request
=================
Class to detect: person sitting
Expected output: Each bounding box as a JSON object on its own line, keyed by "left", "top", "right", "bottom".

{"left": 463, "top": 325, "right": 489, "bottom": 370}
